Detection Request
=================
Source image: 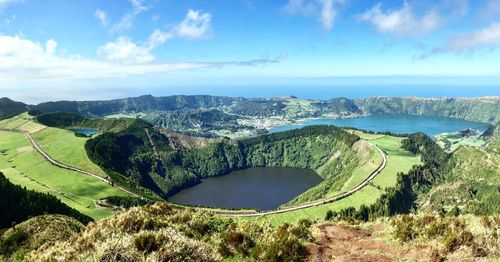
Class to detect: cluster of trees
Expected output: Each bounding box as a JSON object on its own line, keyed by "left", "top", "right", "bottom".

{"left": 327, "top": 133, "right": 449, "bottom": 222}
{"left": 103, "top": 196, "right": 154, "bottom": 208}
{"left": 344, "top": 127, "right": 411, "bottom": 137}
{"left": 0, "top": 172, "right": 92, "bottom": 228}
{"left": 86, "top": 124, "right": 361, "bottom": 201}
{"left": 35, "top": 112, "right": 136, "bottom": 132}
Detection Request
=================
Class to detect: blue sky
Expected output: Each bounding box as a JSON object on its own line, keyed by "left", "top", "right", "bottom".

{"left": 0, "top": 0, "right": 500, "bottom": 102}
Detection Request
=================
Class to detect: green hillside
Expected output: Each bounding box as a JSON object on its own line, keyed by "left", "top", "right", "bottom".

{"left": 86, "top": 124, "right": 364, "bottom": 203}
{"left": 0, "top": 113, "right": 129, "bottom": 219}
{"left": 35, "top": 112, "right": 136, "bottom": 132}
{"left": 355, "top": 96, "right": 500, "bottom": 123}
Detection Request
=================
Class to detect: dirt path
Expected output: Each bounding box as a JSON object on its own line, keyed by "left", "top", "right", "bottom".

{"left": 0, "top": 128, "right": 140, "bottom": 198}
{"left": 306, "top": 223, "right": 433, "bottom": 261}
{"left": 221, "top": 143, "right": 387, "bottom": 217}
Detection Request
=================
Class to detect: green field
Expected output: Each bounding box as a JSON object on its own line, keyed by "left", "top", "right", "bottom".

{"left": 0, "top": 130, "right": 127, "bottom": 219}
{"left": 32, "top": 127, "right": 108, "bottom": 178}
{"left": 253, "top": 134, "right": 421, "bottom": 225}
{"left": 0, "top": 113, "right": 45, "bottom": 132}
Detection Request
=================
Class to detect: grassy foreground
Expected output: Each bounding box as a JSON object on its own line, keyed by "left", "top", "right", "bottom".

{"left": 0, "top": 114, "right": 128, "bottom": 219}
{"left": 253, "top": 133, "right": 421, "bottom": 225}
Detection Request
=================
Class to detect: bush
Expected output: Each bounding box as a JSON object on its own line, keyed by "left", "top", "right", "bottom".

{"left": 0, "top": 229, "right": 28, "bottom": 255}
{"left": 443, "top": 230, "right": 474, "bottom": 253}
{"left": 134, "top": 233, "right": 158, "bottom": 253}
{"left": 253, "top": 223, "right": 307, "bottom": 262}
{"left": 325, "top": 210, "right": 336, "bottom": 221}
{"left": 222, "top": 227, "right": 254, "bottom": 255}
{"left": 392, "top": 215, "right": 417, "bottom": 242}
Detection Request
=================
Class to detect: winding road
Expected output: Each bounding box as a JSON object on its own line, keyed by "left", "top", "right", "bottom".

{"left": 0, "top": 127, "right": 140, "bottom": 198}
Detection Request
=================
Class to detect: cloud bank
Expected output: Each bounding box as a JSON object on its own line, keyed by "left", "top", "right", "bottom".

{"left": 0, "top": 35, "right": 280, "bottom": 86}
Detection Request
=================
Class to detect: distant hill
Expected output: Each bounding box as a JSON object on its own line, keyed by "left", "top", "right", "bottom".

{"left": 354, "top": 96, "right": 500, "bottom": 123}
{"left": 31, "top": 95, "right": 500, "bottom": 124}
{"left": 0, "top": 97, "right": 27, "bottom": 120}
{"left": 33, "top": 95, "right": 245, "bottom": 116}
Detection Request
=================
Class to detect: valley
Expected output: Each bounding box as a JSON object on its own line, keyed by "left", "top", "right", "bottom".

{"left": 0, "top": 95, "right": 498, "bottom": 261}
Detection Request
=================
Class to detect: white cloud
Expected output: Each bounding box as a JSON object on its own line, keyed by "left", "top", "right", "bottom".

{"left": 98, "top": 9, "right": 211, "bottom": 64}
{"left": 0, "top": 34, "right": 279, "bottom": 86}
{"left": 359, "top": 2, "right": 442, "bottom": 37}
{"left": 110, "top": 0, "right": 147, "bottom": 34}
{"left": 442, "top": 22, "right": 500, "bottom": 52}
{"left": 98, "top": 29, "right": 173, "bottom": 64}
{"left": 97, "top": 37, "right": 155, "bottom": 64}
{"left": 416, "top": 22, "right": 500, "bottom": 59}
{"left": 45, "top": 39, "right": 57, "bottom": 56}
{"left": 284, "top": 0, "right": 343, "bottom": 31}
{"left": 174, "top": 9, "right": 212, "bottom": 39}
{"left": 147, "top": 29, "right": 173, "bottom": 48}
{"left": 95, "top": 9, "right": 108, "bottom": 26}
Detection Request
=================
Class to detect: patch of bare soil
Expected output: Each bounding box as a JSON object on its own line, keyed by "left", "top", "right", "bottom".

{"left": 306, "top": 223, "right": 434, "bottom": 262}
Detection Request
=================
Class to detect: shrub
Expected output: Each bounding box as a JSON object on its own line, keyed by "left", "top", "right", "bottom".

{"left": 291, "top": 219, "right": 312, "bottom": 241}
{"left": 0, "top": 229, "right": 28, "bottom": 255}
{"left": 253, "top": 223, "right": 307, "bottom": 262}
{"left": 134, "top": 233, "right": 158, "bottom": 253}
{"left": 392, "top": 215, "right": 417, "bottom": 242}
{"left": 325, "top": 210, "right": 336, "bottom": 221}
{"left": 443, "top": 230, "right": 474, "bottom": 253}
{"left": 223, "top": 227, "right": 254, "bottom": 255}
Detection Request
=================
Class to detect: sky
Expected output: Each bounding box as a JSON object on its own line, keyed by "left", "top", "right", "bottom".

{"left": 0, "top": 0, "right": 500, "bottom": 102}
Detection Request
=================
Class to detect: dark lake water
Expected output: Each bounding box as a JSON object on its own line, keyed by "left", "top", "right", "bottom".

{"left": 169, "top": 167, "right": 322, "bottom": 210}
{"left": 270, "top": 115, "right": 490, "bottom": 137}
{"left": 71, "top": 128, "right": 98, "bottom": 136}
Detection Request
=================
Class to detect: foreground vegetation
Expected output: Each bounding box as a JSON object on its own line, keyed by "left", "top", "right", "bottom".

{"left": 2, "top": 203, "right": 498, "bottom": 261}
{"left": 0, "top": 215, "right": 86, "bottom": 261}
{"left": 10, "top": 203, "right": 312, "bottom": 261}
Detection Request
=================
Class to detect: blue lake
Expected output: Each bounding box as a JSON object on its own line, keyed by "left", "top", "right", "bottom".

{"left": 71, "top": 128, "right": 98, "bottom": 136}
{"left": 169, "top": 167, "right": 322, "bottom": 210}
{"left": 270, "top": 115, "right": 491, "bottom": 137}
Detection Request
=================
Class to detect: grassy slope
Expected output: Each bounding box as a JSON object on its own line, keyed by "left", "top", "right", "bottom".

{"left": 0, "top": 113, "right": 108, "bottom": 178}
{"left": 0, "top": 115, "right": 128, "bottom": 219}
{"left": 0, "top": 215, "right": 84, "bottom": 260}
{"left": 32, "top": 127, "right": 108, "bottom": 178}
{"left": 253, "top": 133, "right": 421, "bottom": 225}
